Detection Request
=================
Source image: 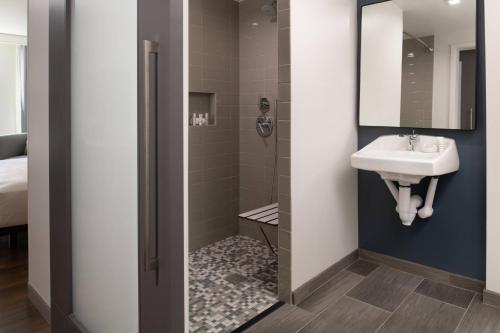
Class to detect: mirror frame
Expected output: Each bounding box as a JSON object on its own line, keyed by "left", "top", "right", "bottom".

{"left": 356, "top": 0, "right": 483, "bottom": 131}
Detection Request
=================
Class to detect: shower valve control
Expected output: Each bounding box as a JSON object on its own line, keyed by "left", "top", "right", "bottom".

{"left": 259, "top": 97, "right": 271, "bottom": 113}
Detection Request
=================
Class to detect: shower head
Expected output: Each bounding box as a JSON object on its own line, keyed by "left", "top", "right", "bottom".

{"left": 403, "top": 32, "right": 434, "bottom": 53}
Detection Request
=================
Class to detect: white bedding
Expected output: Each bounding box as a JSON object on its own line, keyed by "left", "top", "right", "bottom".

{"left": 0, "top": 156, "right": 27, "bottom": 228}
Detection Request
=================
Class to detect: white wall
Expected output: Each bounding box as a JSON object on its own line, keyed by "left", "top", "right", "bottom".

{"left": 432, "top": 26, "right": 475, "bottom": 128}
{"left": 486, "top": 0, "right": 500, "bottom": 295}
{"left": 71, "top": 0, "right": 138, "bottom": 332}
{"left": 0, "top": 0, "right": 28, "bottom": 36}
{"left": 290, "top": 0, "right": 358, "bottom": 290}
{"left": 27, "top": 0, "right": 51, "bottom": 307}
{"left": 0, "top": 43, "right": 17, "bottom": 135}
{"left": 359, "top": 1, "right": 403, "bottom": 127}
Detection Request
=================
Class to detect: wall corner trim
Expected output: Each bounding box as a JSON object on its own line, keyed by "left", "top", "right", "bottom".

{"left": 483, "top": 289, "right": 500, "bottom": 309}
{"left": 292, "top": 250, "right": 359, "bottom": 305}
{"left": 28, "top": 283, "right": 51, "bottom": 324}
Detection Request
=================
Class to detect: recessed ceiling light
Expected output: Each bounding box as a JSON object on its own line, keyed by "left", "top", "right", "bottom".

{"left": 447, "top": 0, "right": 461, "bottom": 5}
{"left": 407, "top": 52, "right": 415, "bottom": 58}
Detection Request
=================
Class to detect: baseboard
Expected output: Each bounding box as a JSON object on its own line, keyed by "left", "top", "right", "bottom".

{"left": 359, "top": 249, "right": 485, "bottom": 293}
{"left": 69, "top": 314, "right": 90, "bottom": 333}
{"left": 51, "top": 305, "right": 86, "bottom": 333}
{"left": 483, "top": 289, "right": 500, "bottom": 308}
{"left": 292, "top": 249, "right": 359, "bottom": 305}
{"left": 28, "top": 284, "right": 51, "bottom": 324}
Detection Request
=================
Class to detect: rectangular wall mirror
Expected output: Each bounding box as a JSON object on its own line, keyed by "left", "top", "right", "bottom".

{"left": 359, "top": 0, "right": 477, "bottom": 130}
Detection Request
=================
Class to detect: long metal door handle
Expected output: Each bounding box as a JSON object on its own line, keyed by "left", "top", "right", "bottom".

{"left": 143, "top": 40, "right": 159, "bottom": 273}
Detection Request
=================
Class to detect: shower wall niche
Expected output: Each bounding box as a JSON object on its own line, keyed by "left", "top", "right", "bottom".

{"left": 189, "top": 92, "right": 216, "bottom": 126}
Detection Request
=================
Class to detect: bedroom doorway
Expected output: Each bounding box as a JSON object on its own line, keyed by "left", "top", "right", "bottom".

{"left": 0, "top": 0, "right": 49, "bottom": 331}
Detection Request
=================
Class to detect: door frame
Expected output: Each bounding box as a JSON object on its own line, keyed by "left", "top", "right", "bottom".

{"left": 449, "top": 42, "right": 476, "bottom": 129}
{"left": 48, "top": 0, "right": 82, "bottom": 331}
{"left": 48, "top": 0, "right": 185, "bottom": 332}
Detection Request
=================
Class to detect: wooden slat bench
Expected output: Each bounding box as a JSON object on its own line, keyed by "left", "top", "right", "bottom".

{"left": 239, "top": 203, "right": 278, "bottom": 254}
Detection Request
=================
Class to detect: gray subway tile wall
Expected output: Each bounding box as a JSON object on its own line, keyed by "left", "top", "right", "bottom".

{"left": 189, "top": 0, "right": 292, "bottom": 305}
{"left": 277, "top": 0, "right": 292, "bottom": 303}
{"left": 238, "top": 0, "right": 279, "bottom": 213}
{"left": 400, "top": 36, "right": 434, "bottom": 128}
{"left": 189, "top": 0, "right": 240, "bottom": 251}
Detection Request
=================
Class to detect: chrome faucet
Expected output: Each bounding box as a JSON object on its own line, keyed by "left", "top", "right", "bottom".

{"left": 408, "top": 130, "right": 418, "bottom": 151}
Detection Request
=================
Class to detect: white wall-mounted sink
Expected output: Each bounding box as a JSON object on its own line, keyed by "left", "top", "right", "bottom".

{"left": 351, "top": 134, "right": 460, "bottom": 226}
{"left": 351, "top": 135, "right": 459, "bottom": 184}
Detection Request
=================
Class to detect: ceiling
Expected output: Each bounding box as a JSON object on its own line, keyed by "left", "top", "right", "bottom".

{"left": 392, "top": 0, "right": 476, "bottom": 37}
{"left": 0, "top": 0, "right": 27, "bottom": 36}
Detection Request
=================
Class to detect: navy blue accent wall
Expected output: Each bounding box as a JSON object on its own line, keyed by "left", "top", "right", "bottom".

{"left": 357, "top": 0, "right": 486, "bottom": 279}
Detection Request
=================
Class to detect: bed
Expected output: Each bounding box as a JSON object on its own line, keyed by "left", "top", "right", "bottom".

{"left": 0, "top": 134, "right": 28, "bottom": 246}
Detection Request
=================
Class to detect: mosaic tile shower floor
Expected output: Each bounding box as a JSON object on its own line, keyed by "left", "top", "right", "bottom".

{"left": 189, "top": 235, "right": 278, "bottom": 333}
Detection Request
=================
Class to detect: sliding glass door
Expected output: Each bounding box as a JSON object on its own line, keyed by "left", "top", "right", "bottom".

{"left": 70, "top": 0, "right": 140, "bottom": 331}
{"left": 50, "top": 0, "right": 184, "bottom": 331}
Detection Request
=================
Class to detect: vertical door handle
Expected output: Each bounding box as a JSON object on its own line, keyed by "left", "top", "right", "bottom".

{"left": 143, "top": 40, "right": 159, "bottom": 273}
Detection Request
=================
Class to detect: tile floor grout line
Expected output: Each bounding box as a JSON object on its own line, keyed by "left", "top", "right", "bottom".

{"left": 359, "top": 256, "right": 482, "bottom": 294}
{"left": 364, "top": 262, "right": 479, "bottom": 302}
{"left": 416, "top": 277, "right": 483, "bottom": 294}
{"left": 436, "top": 281, "right": 484, "bottom": 294}
{"left": 373, "top": 277, "right": 424, "bottom": 333}
{"left": 306, "top": 265, "right": 372, "bottom": 318}
{"left": 296, "top": 260, "right": 364, "bottom": 306}
{"left": 452, "top": 292, "right": 477, "bottom": 333}
{"left": 346, "top": 260, "right": 383, "bottom": 279}
{"left": 344, "top": 295, "right": 393, "bottom": 314}
{"left": 294, "top": 312, "right": 320, "bottom": 333}
{"left": 414, "top": 289, "right": 473, "bottom": 311}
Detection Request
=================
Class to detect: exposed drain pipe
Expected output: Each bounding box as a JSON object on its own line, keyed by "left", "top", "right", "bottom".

{"left": 418, "top": 177, "right": 439, "bottom": 219}
{"left": 384, "top": 179, "right": 440, "bottom": 226}
{"left": 398, "top": 185, "right": 423, "bottom": 226}
{"left": 384, "top": 179, "right": 399, "bottom": 202}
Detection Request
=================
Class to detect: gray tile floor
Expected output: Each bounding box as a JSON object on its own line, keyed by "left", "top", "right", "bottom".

{"left": 189, "top": 235, "right": 278, "bottom": 333}
{"left": 244, "top": 260, "right": 500, "bottom": 333}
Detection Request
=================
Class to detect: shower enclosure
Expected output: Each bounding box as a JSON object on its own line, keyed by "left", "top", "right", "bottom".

{"left": 188, "top": 0, "right": 281, "bottom": 331}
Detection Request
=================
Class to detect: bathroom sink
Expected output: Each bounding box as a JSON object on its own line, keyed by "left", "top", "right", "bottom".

{"left": 351, "top": 135, "right": 459, "bottom": 184}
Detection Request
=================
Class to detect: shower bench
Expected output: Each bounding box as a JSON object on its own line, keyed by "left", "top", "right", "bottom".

{"left": 239, "top": 203, "right": 278, "bottom": 255}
